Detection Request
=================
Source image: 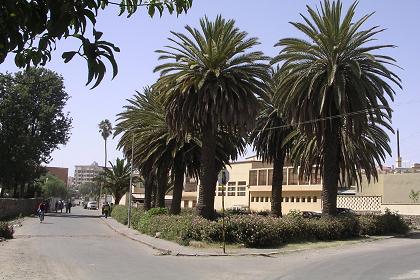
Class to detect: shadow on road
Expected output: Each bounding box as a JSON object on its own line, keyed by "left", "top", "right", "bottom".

{"left": 45, "top": 213, "right": 102, "bottom": 219}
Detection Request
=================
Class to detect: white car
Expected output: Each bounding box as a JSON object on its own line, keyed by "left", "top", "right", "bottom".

{"left": 87, "top": 201, "right": 97, "bottom": 210}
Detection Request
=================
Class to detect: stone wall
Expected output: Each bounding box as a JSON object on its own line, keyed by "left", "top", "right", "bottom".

{"left": 0, "top": 198, "right": 43, "bottom": 220}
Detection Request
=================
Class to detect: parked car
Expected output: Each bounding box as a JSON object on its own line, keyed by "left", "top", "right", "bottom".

{"left": 87, "top": 201, "right": 98, "bottom": 210}
{"left": 302, "top": 211, "right": 322, "bottom": 218}
{"left": 337, "top": 208, "right": 356, "bottom": 215}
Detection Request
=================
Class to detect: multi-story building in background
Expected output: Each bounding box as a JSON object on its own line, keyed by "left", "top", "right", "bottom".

{"left": 67, "top": 176, "right": 74, "bottom": 189}
{"left": 73, "top": 162, "right": 103, "bottom": 188}
{"left": 46, "top": 166, "right": 69, "bottom": 187}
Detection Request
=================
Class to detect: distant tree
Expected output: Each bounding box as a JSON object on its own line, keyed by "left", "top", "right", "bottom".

{"left": 101, "top": 158, "right": 131, "bottom": 205}
{"left": 409, "top": 190, "right": 420, "bottom": 203}
{"left": 37, "top": 173, "right": 68, "bottom": 199}
{"left": 0, "top": 0, "right": 193, "bottom": 88}
{"left": 78, "top": 182, "right": 101, "bottom": 201}
{"left": 98, "top": 119, "right": 112, "bottom": 204}
{"left": 0, "top": 68, "right": 72, "bottom": 198}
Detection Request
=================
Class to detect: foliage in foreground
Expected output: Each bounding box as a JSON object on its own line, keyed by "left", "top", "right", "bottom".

{"left": 112, "top": 206, "right": 409, "bottom": 248}
{"left": 0, "top": 222, "right": 14, "bottom": 239}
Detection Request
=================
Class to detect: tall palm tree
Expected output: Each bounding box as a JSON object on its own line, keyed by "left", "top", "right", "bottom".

{"left": 249, "top": 69, "right": 291, "bottom": 217}
{"left": 99, "top": 119, "right": 113, "bottom": 204}
{"left": 99, "top": 119, "right": 113, "bottom": 168}
{"left": 101, "top": 158, "right": 131, "bottom": 205}
{"left": 272, "top": 0, "right": 401, "bottom": 215}
{"left": 154, "top": 16, "right": 269, "bottom": 219}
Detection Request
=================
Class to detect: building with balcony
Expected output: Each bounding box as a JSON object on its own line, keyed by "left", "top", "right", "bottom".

{"left": 73, "top": 162, "right": 104, "bottom": 188}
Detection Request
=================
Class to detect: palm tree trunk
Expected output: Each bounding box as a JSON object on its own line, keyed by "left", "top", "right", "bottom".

{"left": 196, "top": 128, "right": 217, "bottom": 220}
{"left": 322, "top": 119, "right": 340, "bottom": 216}
{"left": 170, "top": 160, "right": 185, "bottom": 215}
{"left": 271, "top": 152, "right": 286, "bottom": 217}
{"left": 156, "top": 168, "right": 167, "bottom": 208}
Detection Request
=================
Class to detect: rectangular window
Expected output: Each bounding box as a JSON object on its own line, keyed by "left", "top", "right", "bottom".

{"left": 302, "top": 197, "right": 306, "bottom": 202}
{"left": 228, "top": 187, "right": 236, "bottom": 192}
{"left": 228, "top": 182, "right": 236, "bottom": 186}
{"left": 237, "top": 192, "right": 246, "bottom": 196}
{"left": 238, "top": 181, "right": 246, "bottom": 185}
{"left": 265, "top": 197, "right": 269, "bottom": 202}
{"left": 192, "top": 200, "right": 197, "bottom": 207}
{"left": 251, "top": 197, "right": 255, "bottom": 202}
{"left": 307, "top": 196, "right": 311, "bottom": 202}
{"left": 285, "top": 197, "right": 289, "bottom": 202}
{"left": 296, "top": 197, "right": 300, "bottom": 202}
{"left": 249, "top": 170, "right": 257, "bottom": 185}
{"left": 237, "top": 187, "right": 246, "bottom": 192}
{"left": 183, "top": 200, "right": 189, "bottom": 208}
{"left": 283, "top": 168, "right": 288, "bottom": 185}
{"left": 256, "top": 197, "right": 259, "bottom": 202}
{"left": 291, "top": 196, "right": 295, "bottom": 202}
{"left": 218, "top": 192, "right": 223, "bottom": 196}
{"left": 258, "top": 170, "right": 267, "bottom": 185}
{"left": 227, "top": 192, "right": 235, "bottom": 196}
{"left": 268, "top": 169, "right": 273, "bottom": 185}
{"left": 288, "top": 168, "right": 298, "bottom": 185}
{"left": 313, "top": 196, "right": 317, "bottom": 202}
{"left": 311, "top": 169, "right": 322, "bottom": 184}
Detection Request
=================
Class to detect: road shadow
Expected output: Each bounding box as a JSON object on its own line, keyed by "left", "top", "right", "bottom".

{"left": 394, "top": 231, "right": 420, "bottom": 239}
{"left": 45, "top": 213, "right": 102, "bottom": 219}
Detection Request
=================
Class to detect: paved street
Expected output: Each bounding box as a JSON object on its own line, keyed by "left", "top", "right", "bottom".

{"left": 1, "top": 207, "right": 420, "bottom": 280}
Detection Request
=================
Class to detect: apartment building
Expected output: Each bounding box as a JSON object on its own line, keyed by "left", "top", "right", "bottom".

{"left": 73, "top": 162, "right": 104, "bottom": 188}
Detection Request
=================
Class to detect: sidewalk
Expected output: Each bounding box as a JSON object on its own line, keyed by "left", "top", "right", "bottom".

{"left": 100, "top": 216, "right": 290, "bottom": 257}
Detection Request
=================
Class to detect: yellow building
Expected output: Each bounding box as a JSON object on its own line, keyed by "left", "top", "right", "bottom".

{"left": 183, "top": 156, "right": 323, "bottom": 215}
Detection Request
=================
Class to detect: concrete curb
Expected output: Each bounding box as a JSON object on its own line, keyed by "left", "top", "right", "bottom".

{"left": 100, "top": 217, "right": 172, "bottom": 256}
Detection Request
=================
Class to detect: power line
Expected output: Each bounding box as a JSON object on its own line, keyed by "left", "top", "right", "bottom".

{"left": 257, "top": 107, "right": 392, "bottom": 132}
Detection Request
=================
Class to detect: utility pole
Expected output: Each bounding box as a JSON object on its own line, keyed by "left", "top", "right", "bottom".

{"left": 127, "top": 133, "right": 134, "bottom": 228}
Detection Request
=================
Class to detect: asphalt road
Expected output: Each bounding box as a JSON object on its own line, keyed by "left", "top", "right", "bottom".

{"left": 1, "top": 207, "right": 420, "bottom": 280}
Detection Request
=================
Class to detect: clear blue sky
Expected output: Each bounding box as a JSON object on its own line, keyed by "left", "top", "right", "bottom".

{"left": 1, "top": 0, "right": 419, "bottom": 176}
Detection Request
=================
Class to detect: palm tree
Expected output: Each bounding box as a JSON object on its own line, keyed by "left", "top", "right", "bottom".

{"left": 115, "top": 88, "right": 201, "bottom": 211}
{"left": 101, "top": 158, "right": 131, "bottom": 205}
{"left": 99, "top": 119, "right": 113, "bottom": 168}
{"left": 272, "top": 0, "right": 401, "bottom": 215}
{"left": 154, "top": 16, "right": 269, "bottom": 219}
{"left": 249, "top": 69, "right": 291, "bottom": 217}
{"left": 99, "top": 119, "right": 113, "bottom": 204}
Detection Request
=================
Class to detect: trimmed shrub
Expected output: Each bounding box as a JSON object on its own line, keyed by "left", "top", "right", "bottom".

{"left": 359, "top": 210, "right": 409, "bottom": 235}
{"left": 0, "top": 222, "right": 14, "bottom": 239}
{"left": 111, "top": 205, "right": 128, "bottom": 225}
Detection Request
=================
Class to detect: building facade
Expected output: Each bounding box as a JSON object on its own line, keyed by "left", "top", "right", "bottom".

{"left": 181, "top": 156, "right": 323, "bottom": 215}
{"left": 46, "top": 166, "right": 69, "bottom": 187}
{"left": 73, "top": 162, "right": 103, "bottom": 188}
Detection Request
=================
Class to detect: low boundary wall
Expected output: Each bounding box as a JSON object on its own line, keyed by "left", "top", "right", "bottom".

{"left": 337, "top": 195, "right": 381, "bottom": 212}
{"left": 0, "top": 198, "right": 43, "bottom": 220}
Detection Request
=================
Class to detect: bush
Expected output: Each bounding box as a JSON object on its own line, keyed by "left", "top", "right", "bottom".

{"left": 111, "top": 205, "right": 128, "bottom": 225}
{"left": 0, "top": 222, "right": 14, "bottom": 239}
{"left": 359, "top": 210, "right": 409, "bottom": 235}
{"left": 109, "top": 206, "right": 410, "bottom": 248}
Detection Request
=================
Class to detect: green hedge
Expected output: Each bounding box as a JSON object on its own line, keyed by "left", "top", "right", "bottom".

{"left": 0, "top": 222, "right": 14, "bottom": 239}
{"left": 111, "top": 207, "right": 410, "bottom": 248}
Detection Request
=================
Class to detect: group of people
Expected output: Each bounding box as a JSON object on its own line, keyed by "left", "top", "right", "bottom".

{"left": 54, "top": 200, "right": 72, "bottom": 213}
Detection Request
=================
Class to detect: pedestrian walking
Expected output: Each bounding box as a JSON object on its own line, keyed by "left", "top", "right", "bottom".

{"left": 102, "top": 203, "right": 110, "bottom": 218}
{"left": 66, "top": 201, "right": 72, "bottom": 213}
{"left": 37, "top": 201, "right": 46, "bottom": 223}
{"left": 59, "top": 201, "right": 64, "bottom": 213}
{"left": 55, "top": 201, "right": 58, "bottom": 213}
